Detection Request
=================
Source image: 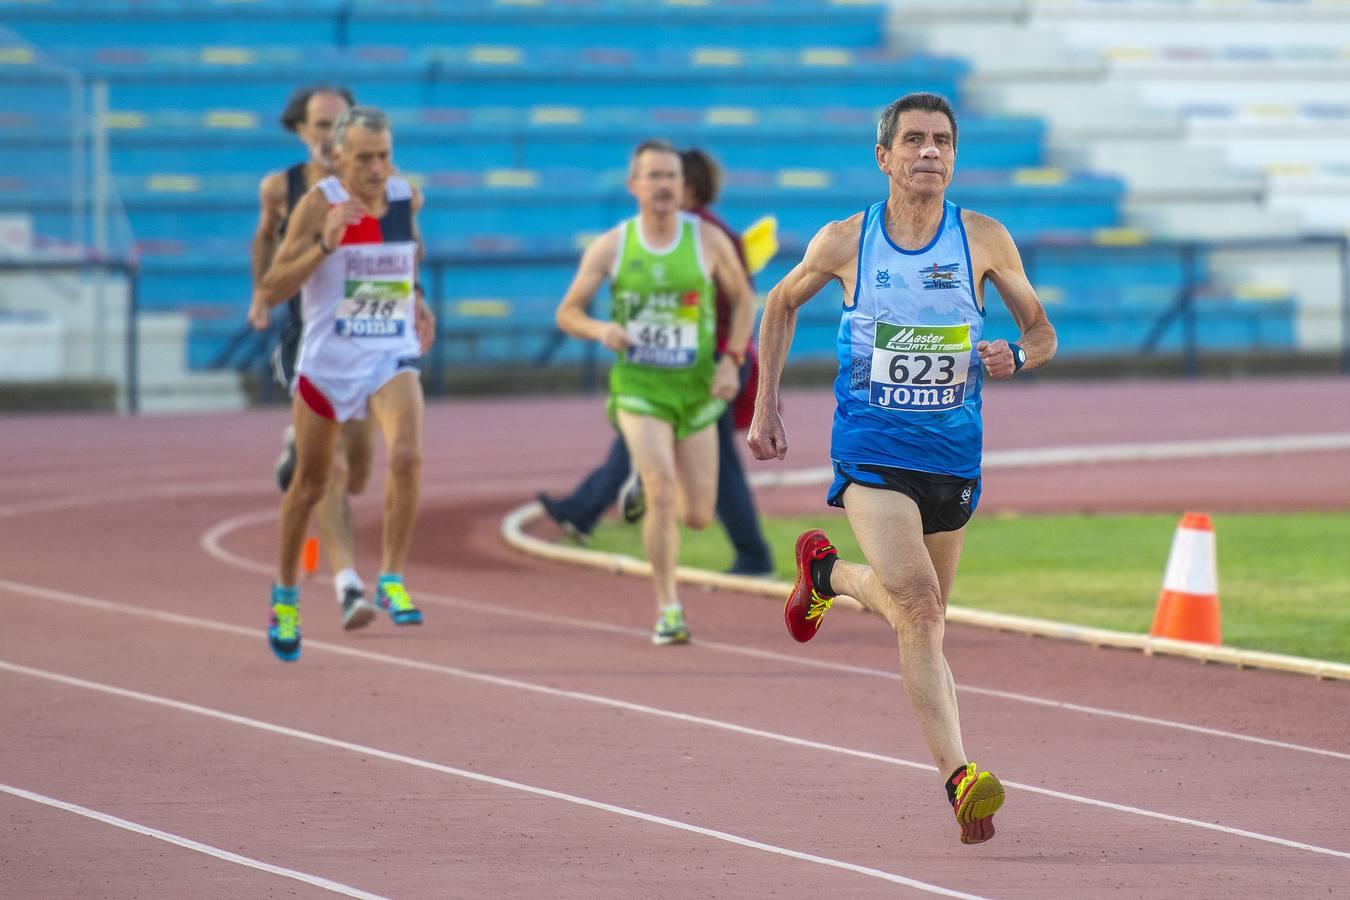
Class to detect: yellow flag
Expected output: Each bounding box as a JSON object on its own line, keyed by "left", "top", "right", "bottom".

{"left": 742, "top": 215, "right": 779, "bottom": 275}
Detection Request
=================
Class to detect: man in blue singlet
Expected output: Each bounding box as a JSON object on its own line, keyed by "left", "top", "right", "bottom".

{"left": 748, "top": 92, "right": 1058, "bottom": 845}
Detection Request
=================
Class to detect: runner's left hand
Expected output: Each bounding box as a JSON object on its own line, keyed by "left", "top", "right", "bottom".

{"left": 247, "top": 292, "right": 270, "bottom": 331}
{"left": 599, "top": 323, "right": 632, "bottom": 352}
{"left": 977, "top": 339, "right": 1015, "bottom": 380}
{"left": 414, "top": 290, "right": 436, "bottom": 353}
{"left": 711, "top": 356, "right": 740, "bottom": 401}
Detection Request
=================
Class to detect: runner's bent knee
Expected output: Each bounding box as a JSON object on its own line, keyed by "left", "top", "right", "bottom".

{"left": 327, "top": 451, "right": 350, "bottom": 490}
{"left": 881, "top": 578, "right": 945, "bottom": 627}
{"left": 289, "top": 462, "right": 330, "bottom": 508}
{"left": 682, "top": 505, "right": 714, "bottom": 530}
{"left": 344, "top": 447, "right": 372, "bottom": 494}
{"left": 343, "top": 423, "right": 374, "bottom": 493}
{"left": 683, "top": 509, "right": 714, "bottom": 530}
{"left": 387, "top": 441, "right": 421, "bottom": 480}
{"left": 643, "top": 471, "right": 680, "bottom": 515}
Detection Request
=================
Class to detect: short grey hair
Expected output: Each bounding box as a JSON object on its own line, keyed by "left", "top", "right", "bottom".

{"left": 876, "top": 92, "right": 958, "bottom": 149}
{"left": 332, "top": 105, "right": 390, "bottom": 148}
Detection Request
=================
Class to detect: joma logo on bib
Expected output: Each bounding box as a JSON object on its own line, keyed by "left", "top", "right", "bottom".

{"left": 873, "top": 385, "right": 963, "bottom": 408}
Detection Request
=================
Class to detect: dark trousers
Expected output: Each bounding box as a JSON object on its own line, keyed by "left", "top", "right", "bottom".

{"left": 550, "top": 366, "right": 773, "bottom": 572}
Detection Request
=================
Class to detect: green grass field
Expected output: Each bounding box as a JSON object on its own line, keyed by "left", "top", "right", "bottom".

{"left": 585, "top": 512, "right": 1350, "bottom": 664}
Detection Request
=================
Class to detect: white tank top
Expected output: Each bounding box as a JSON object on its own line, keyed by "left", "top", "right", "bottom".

{"left": 295, "top": 175, "right": 419, "bottom": 381}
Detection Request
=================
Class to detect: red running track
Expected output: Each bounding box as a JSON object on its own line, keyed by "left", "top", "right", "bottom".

{"left": 1, "top": 378, "right": 1348, "bottom": 898}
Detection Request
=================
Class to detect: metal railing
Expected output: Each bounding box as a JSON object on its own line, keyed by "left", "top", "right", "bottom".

{"left": 208, "top": 232, "right": 1350, "bottom": 396}
{"left": 0, "top": 256, "right": 141, "bottom": 412}
{"left": 1020, "top": 234, "right": 1350, "bottom": 377}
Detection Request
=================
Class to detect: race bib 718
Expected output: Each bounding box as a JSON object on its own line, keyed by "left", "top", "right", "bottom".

{"left": 335, "top": 243, "right": 416, "bottom": 339}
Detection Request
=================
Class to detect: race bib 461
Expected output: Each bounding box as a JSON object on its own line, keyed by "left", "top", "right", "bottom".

{"left": 868, "top": 322, "right": 971, "bottom": 412}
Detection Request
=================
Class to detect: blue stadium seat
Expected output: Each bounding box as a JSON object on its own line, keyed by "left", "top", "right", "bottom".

{"left": 2, "top": 0, "right": 1181, "bottom": 370}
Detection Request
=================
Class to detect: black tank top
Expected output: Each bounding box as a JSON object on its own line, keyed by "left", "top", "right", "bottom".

{"left": 278, "top": 162, "right": 308, "bottom": 325}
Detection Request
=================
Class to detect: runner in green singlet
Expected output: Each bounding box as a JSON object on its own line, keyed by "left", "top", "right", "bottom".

{"left": 555, "top": 139, "right": 755, "bottom": 644}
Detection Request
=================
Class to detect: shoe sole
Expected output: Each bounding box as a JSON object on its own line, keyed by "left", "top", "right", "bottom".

{"left": 785, "top": 529, "right": 828, "bottom": 643}
{"left": 270, "top": 642, "right": 301, "bottom": 662}
{"left": 390, "top": 611, "right": 423, "bottom": 626}
{"left": 343, "top": 601, "right": 377, "bottom": 631}
{"left": 651, "top": 633, "right": 690, "bottom": 645}
{"left": 620, "top": 475, "right": 645, "bottom": 524}
{"left": 955, "top": 772, "right": 1004, "bottom": 845}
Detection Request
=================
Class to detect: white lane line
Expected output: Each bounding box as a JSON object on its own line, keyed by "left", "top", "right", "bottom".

{"left": 0, "top": 480, "right": 264, "bottom": 521}
{"left": 3, "top": 579, "right": 1347, "bottom": 862}
{"left": 196, "top": 512, "right": 1350, "bottom": 764}
{"left": 0, "top": 660, "right": 984, "bottom": 899}
{"left": 0, "top": 783, "right": 388, "bottom": 900}
{"left": 0, "top": 474, "right": 563, "bottom": 523}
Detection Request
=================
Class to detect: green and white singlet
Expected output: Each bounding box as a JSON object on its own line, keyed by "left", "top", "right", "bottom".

{"left": 607, "top": 213, "right": 724, "bottom": 439}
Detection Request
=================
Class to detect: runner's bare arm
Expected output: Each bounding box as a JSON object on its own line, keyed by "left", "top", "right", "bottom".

{"left": 555, "top": 228, "right": 629, "bottom": 351}
{"left": 251, "top": 172, "right": 287, "bottom": 287}
{"left": 410, "top": 183, "right": 426, "bottom": 264}
{"left": 704, "top": 225, "right": 756, "bottom": 400}
{"left": 964, "top": 211, "right": 1057, "bottom": 379}
{"left": 747, "top": 215, "right": 861, "bottom": 460}
{"left": 253, "top": 190, "right": 364, "bottom": 309}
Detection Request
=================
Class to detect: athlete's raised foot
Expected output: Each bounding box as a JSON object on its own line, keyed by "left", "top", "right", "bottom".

{"left": 949, "top": 763, "right": 1004, "bottom": 845}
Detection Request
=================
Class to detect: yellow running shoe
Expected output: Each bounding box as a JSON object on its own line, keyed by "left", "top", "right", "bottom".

{"left": 950, "top": 763, "right": 1004, "bottom": 845}
{"left": 268, "top": 601, "right": 301, "bottom": 662}
{"left": 376, "top": 579, "right": 423, "bottom": 626}
{"left": 652, "top": 605, "right": 690, "bottom": 645}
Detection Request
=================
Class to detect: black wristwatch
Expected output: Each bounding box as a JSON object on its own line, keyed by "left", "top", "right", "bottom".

{"left": 1009, "top": 342, "right": 1027, "bottom": 373}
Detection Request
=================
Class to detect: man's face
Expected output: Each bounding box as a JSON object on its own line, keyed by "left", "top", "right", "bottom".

{"left": 298, "top": 92, "right": 350, "bottom": 169}
{"left": 334, "top": 125, "right": 393, "bottom": 196}
{"left": 627, "top": 150, "right": 683, "bottom": 216}
{"left": 877, "top": 109, "right": 956, "bottom": 198}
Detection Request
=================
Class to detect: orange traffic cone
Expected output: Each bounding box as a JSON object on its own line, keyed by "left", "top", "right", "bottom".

{"left": 301, "top": 536, "right": 320, "bottom": 576}
{"left": 1150, "top": 512, "right": 1221, "bottom": 644}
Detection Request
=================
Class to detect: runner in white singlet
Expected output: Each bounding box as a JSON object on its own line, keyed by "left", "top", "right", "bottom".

{"left": 250, "top": 106, "right": 434, "bottom": 663}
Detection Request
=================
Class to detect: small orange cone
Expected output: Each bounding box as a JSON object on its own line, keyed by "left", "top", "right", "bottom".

{"left": 1150, "top": 512, "right": 1221, "bottom": 644}
{"left": 301, "top": 536, "right": 320, "bottom": 576}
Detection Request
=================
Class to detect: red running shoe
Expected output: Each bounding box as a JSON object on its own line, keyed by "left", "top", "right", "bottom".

{"left": 784, "top": 529, "right": 838, "bottom": 643}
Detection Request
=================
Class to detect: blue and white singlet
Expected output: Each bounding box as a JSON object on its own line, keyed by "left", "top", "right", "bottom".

{"left": 830, "top": 199, "right": 986, "bottom": 479}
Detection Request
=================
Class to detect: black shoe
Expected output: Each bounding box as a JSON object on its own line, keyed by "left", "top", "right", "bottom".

{"left": 537, "top": 493, "right": 591, "bottom": 545}
{"left": 619, "top": 472, "right": 646, "bottom": 524}
{"left": 340, "top": 586, "right": 377, "bottom": 631}
{"left": 274, "top": 425, "right": 296, "bottom": 493}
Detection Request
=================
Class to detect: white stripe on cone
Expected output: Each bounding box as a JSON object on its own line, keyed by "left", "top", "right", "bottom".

{"left": 1162, "top": 525, "right": 1218, "bottom": 596}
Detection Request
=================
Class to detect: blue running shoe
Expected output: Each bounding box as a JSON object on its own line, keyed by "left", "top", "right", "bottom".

{"left": 376, "top": 579, "right": 423, "bottom": 626}
{"left": 269, "top": 601, "right": 301, "bottom": 662}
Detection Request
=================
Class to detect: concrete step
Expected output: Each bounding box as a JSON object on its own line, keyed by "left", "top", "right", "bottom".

{"left": 1057, "top": 139, "right": 1266, "bottom": 200}
{"left": 1123, "top": 199, "right": 1304, "bottom": 240}
{"left": 137, "top": 370, "right": 246, "bottom": 414}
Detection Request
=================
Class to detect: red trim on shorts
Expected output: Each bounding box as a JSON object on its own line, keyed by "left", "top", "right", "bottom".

{"left": 296, "top": 375, "right": 336, "bottom": 420}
